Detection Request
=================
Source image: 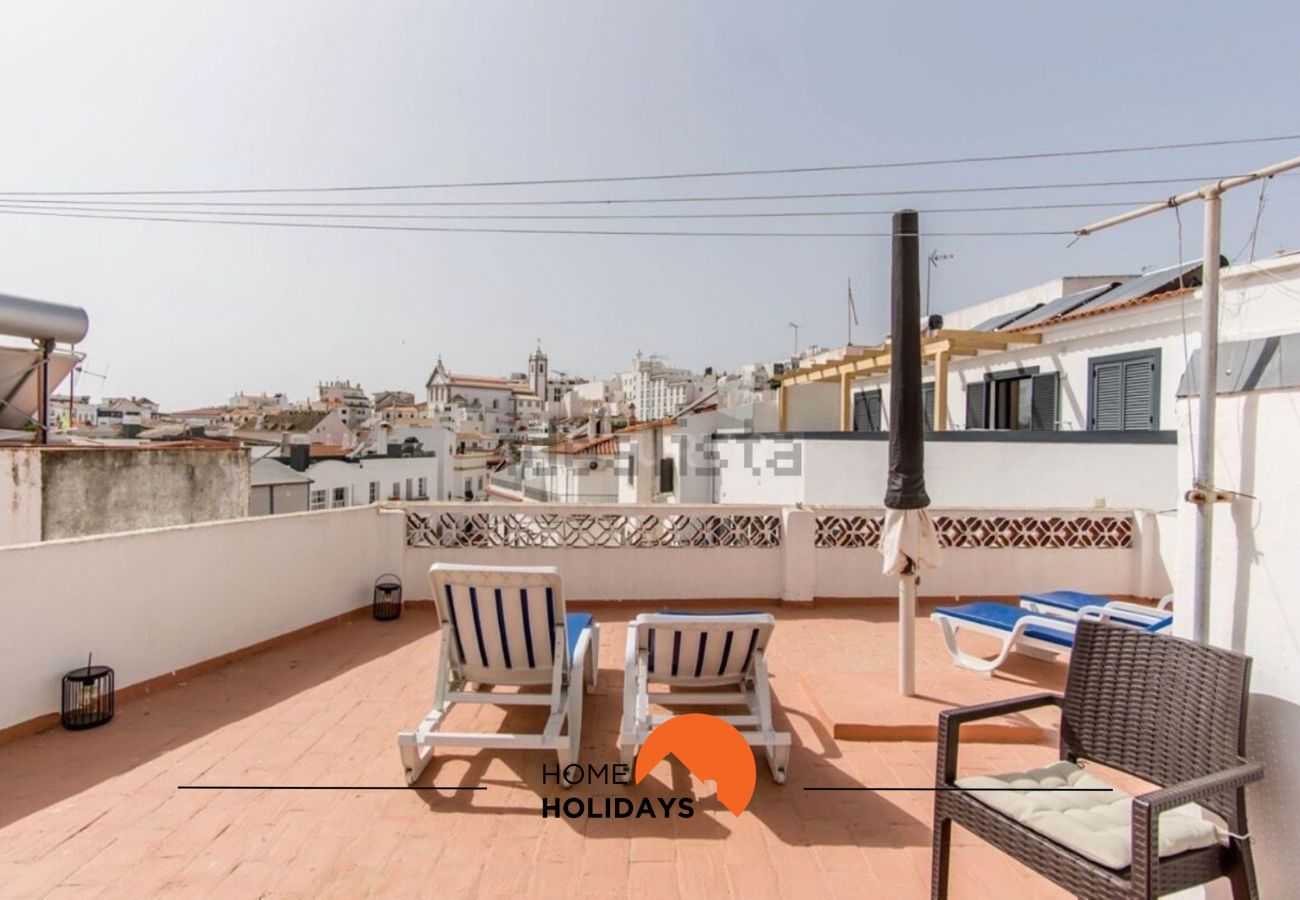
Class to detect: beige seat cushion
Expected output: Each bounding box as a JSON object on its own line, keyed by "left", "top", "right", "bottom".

{"left": 955, "top": 761, "right": 1222, "bottom": 870}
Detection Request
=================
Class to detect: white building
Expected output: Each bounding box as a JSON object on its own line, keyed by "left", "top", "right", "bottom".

{"left": 273, "top": 424, "right": 455, "bottom": 511}
{"left": 715, "top": 363, "right": 773, "bottom": 410}
{"left": 426, "top": 357, "right": 519, "bottom": 437}
{"left": 835, "top": 256, "right": 1264, "bottom": 435}
{"left": 47, "top": 394, "right": 96, "bottom": 429}
{"left": 493, "top": 434, "right": 620, "bottom": 503}
{"left": 619, "top": 353, "right": 710, "bottom": 421}
{"left": 97, "top": 396, "right": 159, "bottom": 427}
{"left": 317, "top": 380, "right": 372, "bottom": 431}
{"left": 229, "top": 391, "right": 289, "bottom": 410}
{"left": 715, "top": 252, "right": 1300, "bottom": 508}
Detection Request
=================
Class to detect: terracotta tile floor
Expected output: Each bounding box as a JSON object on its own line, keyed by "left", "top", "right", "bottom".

{"left": 0, "top": 602, "right": 1075, "bottom": 899}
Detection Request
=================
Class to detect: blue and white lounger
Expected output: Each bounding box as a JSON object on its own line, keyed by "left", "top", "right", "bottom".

{"left": 619, "top": 610, "right": 791, "bottom": 783}
{"left": 397, "top": 563, "right": 599, "bottom": 785}
{"left": 1020, "top": 590, "right": 1174, "bottom": 622}
{"left": 932, "top": 601, "right": 1172, "bottom": 674}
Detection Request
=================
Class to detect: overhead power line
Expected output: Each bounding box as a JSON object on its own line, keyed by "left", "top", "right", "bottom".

{"left": 0, "top": 175, "right": 1236, "bottom": 208}
{"left": 0, "top": 134, "right": 1297, "bottom": 196}
{"left": 0, "top": 206, "right": 1072, "bottom": 237}
{"left": 0, "top": 199, "right": 1166, "bottom": 221}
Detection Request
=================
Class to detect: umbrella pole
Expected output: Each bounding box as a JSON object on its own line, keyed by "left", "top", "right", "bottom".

{"left": 898, "top": 560, "right": 917, "bottom": 696}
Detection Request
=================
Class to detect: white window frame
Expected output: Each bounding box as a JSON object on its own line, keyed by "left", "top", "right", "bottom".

{"left": 309, "top": 489, "right": 327, "bottom": 511}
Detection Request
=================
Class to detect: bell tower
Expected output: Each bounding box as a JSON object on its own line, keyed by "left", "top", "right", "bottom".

{"left": 528, "top": 340, "right": 549, "bottom": 401}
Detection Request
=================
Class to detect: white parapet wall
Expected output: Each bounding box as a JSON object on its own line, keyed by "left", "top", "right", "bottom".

{"left": 400, "top": 503, "right": 788, "bottom": 601}
{"left": 398, "top": 502, "right": 1162, "bottom": 603}
{"left": 0, "top": 505, "right": 402, "bottom": 732}
{"left": 0, "top": 500, "right": 1164, "bottom": 733}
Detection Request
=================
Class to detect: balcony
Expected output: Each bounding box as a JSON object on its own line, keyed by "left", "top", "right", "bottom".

{"left": 0, "top": 501, "right": 1286, "bottom": 896}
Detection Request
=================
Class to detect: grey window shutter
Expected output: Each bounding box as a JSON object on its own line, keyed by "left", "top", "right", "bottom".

{"left": 866, "top": 391, "right": 882, "bottom": 431}
{"left": 852, "top": 393, "right": 869, "bottom": 432}
{"left": 1030, "top": 372, "right": 1059, "bottom": 431}
{"left": 921, "top": 383, "right": 935, "bottom": 431}
{"left": 1122, "top": 358, "right": 1156, "bottom": 430}
{"left": 965, "top": 382, "right": 986, "bottom": 429}
{"left": 854, "top": 390, "right": 882, "bottom": 432}
{"left": 1091, "top": 361, "right": 1123, "bottom": 430}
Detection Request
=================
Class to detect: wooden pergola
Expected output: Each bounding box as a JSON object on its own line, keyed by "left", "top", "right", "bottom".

{"left": 777, "top": 329, "right": 1042, "bottom": 432}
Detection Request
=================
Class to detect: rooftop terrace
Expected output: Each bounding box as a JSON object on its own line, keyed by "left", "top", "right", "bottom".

{"left": 0, "top": 602, "right": 1075, "bottom": 899}
{"left": 0, "top": 495, "right": 1290, "bottom": 896}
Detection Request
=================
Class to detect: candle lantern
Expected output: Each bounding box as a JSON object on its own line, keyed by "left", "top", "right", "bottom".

{"left": 61, "top": 654, "right": 115, "bottom": 730}
{"left": 373, "top": 573, "right": 403, "bottom": 621}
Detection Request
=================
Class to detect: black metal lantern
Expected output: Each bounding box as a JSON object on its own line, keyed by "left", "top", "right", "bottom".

{"left": 373, "top": 573, "right": 402, "bottom": 621}
{"left": 61, "top": 654, "right": 114, "bottom": 730}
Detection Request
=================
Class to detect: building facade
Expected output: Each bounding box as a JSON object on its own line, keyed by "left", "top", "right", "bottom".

{"left": 317, "top": 380, "right": 372, "bottom": 430}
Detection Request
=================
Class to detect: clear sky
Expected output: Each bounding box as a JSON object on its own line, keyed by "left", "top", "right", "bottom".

{"left": 0, "top": 1, "right": 1296, "bottom": 409}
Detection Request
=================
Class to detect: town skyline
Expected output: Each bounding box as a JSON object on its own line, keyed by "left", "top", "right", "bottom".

{"left": 2, "top": 2, "right": 1298, "bottom": 409}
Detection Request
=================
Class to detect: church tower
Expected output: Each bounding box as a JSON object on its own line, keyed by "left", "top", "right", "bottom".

{"left": 528, "top": 341, "right": 549, "bottom": 402}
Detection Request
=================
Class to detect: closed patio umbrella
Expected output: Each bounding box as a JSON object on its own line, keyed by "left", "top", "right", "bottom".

{"left": 882, "top": 210, "right": 941, "bottom": 696}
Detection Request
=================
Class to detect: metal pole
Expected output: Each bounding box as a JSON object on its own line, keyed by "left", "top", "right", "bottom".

{"left": 847, "top": 279, "right": 852, "bottom": 345}
{"left": 1076, "top": 154, "right": 1300, "bottom": 237}
{"left": 1191, "top": 191, "right": 1222, "bottom": 644}
{"left": 36, "top": 339, "right": 52, "bottom": 445}
{"left": 899, "top": 568, "right": 917, "bottom": 696}
{"left": 925, "top": 262, "right": 932, "bottom": 318}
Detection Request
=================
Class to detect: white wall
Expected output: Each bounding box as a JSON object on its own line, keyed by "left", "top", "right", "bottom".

{"left": 0, "top": 500, "right": 1161, "bottom": 732}
{"left": 714, "top": 436, "right": 1178, "bottom": 510}
{"left": 0, "top": 506, "right": 402, "bottom": 730}
{"left": 785, "top": 382, "right": 840, "bottom": 431}
{"left": 1174, "top": 388, "right": 1300, "bottom": 893}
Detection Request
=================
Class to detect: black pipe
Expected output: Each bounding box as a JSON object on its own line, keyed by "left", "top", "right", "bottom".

{"left": 884, "top": 210, "right": 930, "bottom": 509}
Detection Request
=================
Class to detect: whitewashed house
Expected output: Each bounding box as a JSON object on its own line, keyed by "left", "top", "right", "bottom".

{"left": 715, "top": 252, "right": 1300, "bottom": 509}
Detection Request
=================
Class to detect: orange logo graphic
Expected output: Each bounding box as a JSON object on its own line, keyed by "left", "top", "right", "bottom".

{"left": 634, "top": 714, "right": 757, "bottom": 816}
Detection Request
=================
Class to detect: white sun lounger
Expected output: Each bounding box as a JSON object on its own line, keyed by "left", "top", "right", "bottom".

{"left": 618, "top": 611, "right": 791, "bottom": 783}
{"left": 932, "top": 600, "right": 1172, "bottom": 674}
{"left": 397, "top": 563, "right": 598, "bottom": 785}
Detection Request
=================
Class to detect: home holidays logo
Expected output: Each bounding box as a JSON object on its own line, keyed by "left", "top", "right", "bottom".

{"left": 541, "top": 714, "right": 758, "bottom": 818}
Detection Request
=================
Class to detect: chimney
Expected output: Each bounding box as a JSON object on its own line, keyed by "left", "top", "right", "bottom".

{"left": 288, "top": 443, "right": 310, "bottom": 472}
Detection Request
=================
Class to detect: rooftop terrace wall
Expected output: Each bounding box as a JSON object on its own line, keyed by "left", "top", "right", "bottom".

{"left": 0, "top": 501, "right": 1162, "bottom": 735}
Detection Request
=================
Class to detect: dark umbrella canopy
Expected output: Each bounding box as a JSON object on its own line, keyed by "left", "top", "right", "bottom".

{"left": 884, "top": 209, "right": 930, "bottom": 510}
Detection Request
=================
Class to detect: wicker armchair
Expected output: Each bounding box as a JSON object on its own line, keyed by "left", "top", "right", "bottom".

{"left": 931, "top": 619, "right": 1263, "bottom": 899}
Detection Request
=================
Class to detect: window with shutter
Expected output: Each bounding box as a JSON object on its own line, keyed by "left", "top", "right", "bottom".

{"left": 1030, "top": 372, "right": 1059, "bottom": 431}
{"left": 853, "top": 389, "right": 883, "bottom": 432}
{"left": 921, "top": 382, "right": 935, "bottom": 431}
{"left": 658, "top": 457, "right": 675, "bottom": 493}
{"left": 1088, "top": 350, "right": 1159, "bottom": 431}
{"left": 1091, "top": 362, "right": 1123, "bottom": 430}
{"left": 1122, "top": 358, "right": 1155, "bottom": 429}
{"left": 965, "top": 382, "right": 987, "bottom": 429}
